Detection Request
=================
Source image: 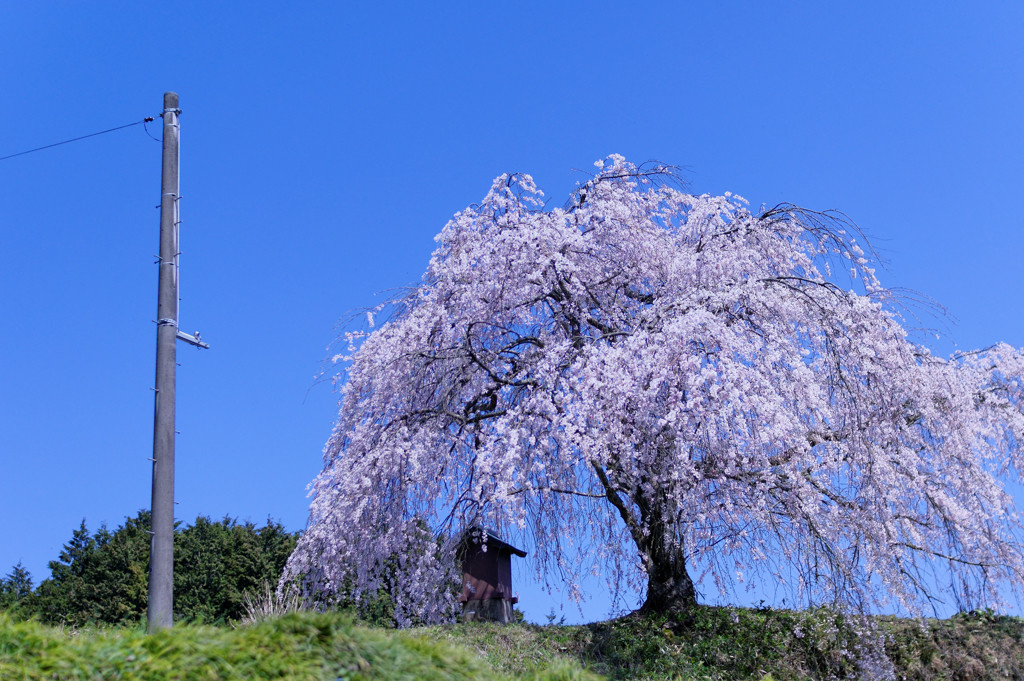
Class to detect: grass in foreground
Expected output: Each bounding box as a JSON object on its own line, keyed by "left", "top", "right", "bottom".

{"left": 4, "top": 606, "right": 1024, "bottom": 680}
{"left": 0, "top": 611, "right": 598, "bottom": 681}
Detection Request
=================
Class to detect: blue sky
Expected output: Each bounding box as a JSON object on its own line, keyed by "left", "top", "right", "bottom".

{"left": 1, "top": 2, "right": 1022, "bottom": 624}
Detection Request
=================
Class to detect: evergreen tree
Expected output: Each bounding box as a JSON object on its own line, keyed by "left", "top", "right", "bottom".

{"left": 32, "top": 520, "right": 99, "bottom": 624}
{"left": 0, "top": 561, "right": 34, "bottom": 613}
{"left": 174, "top": 515, "right": 298, "bottom": 622}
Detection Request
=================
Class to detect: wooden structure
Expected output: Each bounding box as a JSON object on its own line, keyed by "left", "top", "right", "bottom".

{"left": 458, "top": 527, "right": 526, "bottom": 623}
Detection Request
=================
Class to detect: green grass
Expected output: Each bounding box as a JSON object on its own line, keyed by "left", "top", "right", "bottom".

{"left": 0, "top": 611, "right": 599, "bottom": 681}
{"left": 4, "top": 606, "right": 1024, "bottom": 680}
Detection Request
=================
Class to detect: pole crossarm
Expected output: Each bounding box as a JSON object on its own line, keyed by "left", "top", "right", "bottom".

{"left": 176, "top": 330, "right": 210, "bottom": 349}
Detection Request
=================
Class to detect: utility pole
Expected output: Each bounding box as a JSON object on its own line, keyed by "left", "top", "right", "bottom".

{"left": 148, "top": 91, "right": 180, "bottom": 632}
{"left": 148, "top": 92, "right": 208, "bottom": 632}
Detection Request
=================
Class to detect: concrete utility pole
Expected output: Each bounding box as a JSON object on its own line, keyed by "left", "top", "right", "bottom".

{"left": 148, "top": 91, "right": 181, "bottom": 632}
{"left": 147, "top": 91, "right": 210, "bottom": 633}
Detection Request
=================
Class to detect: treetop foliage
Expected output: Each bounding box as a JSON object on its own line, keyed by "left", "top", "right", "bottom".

{"left": 286, "top": 156, "right": 1024, "bottom": 625}
{"left": 0, "top": 562, "right": 33, "bottom": 613}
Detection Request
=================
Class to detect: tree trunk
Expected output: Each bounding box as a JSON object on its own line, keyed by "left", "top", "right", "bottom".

{"left": 591, "top": 461, "right": 699, "bottom": 614}
{"left": 638, "top": 525, "right": 698, "bottom": 614}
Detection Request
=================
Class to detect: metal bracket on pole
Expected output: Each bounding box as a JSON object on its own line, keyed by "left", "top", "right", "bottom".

{"left": 176, "top": 330, "right": 210, "bottom": 349}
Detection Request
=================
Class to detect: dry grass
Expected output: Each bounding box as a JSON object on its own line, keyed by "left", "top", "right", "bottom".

{"left": 238, "top": 581, "right": 310, "bottom": 626}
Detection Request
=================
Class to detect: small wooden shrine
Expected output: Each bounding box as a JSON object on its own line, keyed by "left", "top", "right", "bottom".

{"left": 457, "top": 527, "right": 527, "bottom": 623}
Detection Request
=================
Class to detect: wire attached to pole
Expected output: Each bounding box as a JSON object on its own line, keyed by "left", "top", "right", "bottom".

{"left": 0, "top": 117, "right": 157, "bottom": 162}
{"left": 144, "top": 118, "right": 161, "bottom": 142}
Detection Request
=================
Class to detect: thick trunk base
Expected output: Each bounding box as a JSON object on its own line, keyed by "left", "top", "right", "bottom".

{"left": 639, "top": 553, "right": 698, "bottom": 615}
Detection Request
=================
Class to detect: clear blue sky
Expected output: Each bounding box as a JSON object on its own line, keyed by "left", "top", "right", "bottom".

{"left": 1, "top": 1, "right": 1022, "bottom": 624}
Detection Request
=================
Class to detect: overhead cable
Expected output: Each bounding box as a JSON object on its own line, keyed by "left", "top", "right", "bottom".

{"left": 0, "top": 117, "right": 157, "bottom": 162}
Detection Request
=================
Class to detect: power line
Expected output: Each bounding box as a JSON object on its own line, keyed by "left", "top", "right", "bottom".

{"left": 0, "top": 117, "right": 156, "bottom": 162}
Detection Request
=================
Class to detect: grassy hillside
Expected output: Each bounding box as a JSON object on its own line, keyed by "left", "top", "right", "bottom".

{"left": 419, "top": 606, "right": 1024, "bottom": 681}
{"left": 2, "top": 606, "right": 1023, "bottom": 680}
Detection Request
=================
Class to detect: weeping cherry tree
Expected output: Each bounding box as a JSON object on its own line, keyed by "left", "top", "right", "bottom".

{"left": 284, "top": 156, "right": 1024, "bottom": 625}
